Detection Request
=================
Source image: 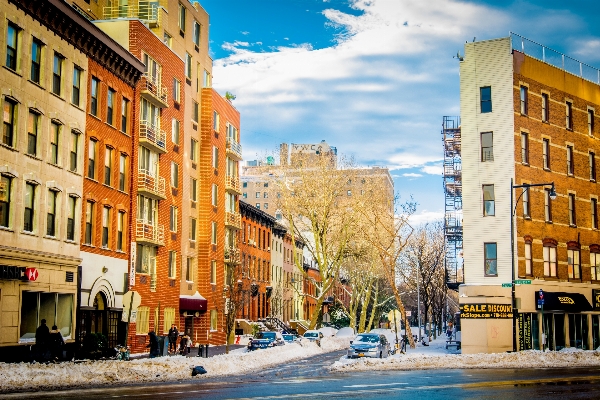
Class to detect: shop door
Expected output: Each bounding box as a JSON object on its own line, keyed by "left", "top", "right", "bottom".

{"left": 554, "top": 314, "right": 565, "bottom": 351}
{"left": 593, "top": 315, "right": 600, "bottom": 350}
{"left": 543, "top": 313, "right": 554, "bottom": 350}
{"left": 568, "top": 314, "right": 589, "bottom": 350}
{"left": 184, "top": 316, "right": 193, "bottom": 337}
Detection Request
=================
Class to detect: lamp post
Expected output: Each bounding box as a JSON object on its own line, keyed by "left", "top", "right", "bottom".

{"left": 510, "top": 179, "right": 556, "bottom": 352}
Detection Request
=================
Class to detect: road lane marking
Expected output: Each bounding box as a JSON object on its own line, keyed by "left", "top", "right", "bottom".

{"left": 343, "top": 383, "right": 408, "bottom": 388}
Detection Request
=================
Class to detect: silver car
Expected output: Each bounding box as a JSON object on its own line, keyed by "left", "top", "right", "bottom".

{"left": 347, "top": 333, "right": 391, "bottom": 359}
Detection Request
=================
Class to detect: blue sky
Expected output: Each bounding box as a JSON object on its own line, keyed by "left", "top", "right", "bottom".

{"left": 200, "top": 0, "right": 600, "bottom": 224}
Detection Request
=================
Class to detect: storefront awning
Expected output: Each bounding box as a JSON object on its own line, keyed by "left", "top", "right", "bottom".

{"left": 535, "top": 292, "right": 592, "bottom": 312}
{"left": 179, "top": 291, "right": 207, "bottom": 312}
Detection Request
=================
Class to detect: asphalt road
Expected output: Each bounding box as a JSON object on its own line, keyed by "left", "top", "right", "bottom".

{"left": 3, "top": 350, "right": 600, "bottom": 399}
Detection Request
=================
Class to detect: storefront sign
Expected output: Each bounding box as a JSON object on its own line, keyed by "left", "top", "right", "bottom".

{"left": 0, "top": 265, "right": 26, "bottom": 280}
{"left": 25, "top": 267, "right": 38, "bottom": 281}
{"left": 593, "top": 289, "right": 600, "bottom": 311}
{"left": 130, "top": 242, "right": 136, "bottom": 286}
{"left": 518, "top": 313, "right": 533, "bottom": 350}
{"left": 459, "top": 303, "right": 513, "bottom": 318}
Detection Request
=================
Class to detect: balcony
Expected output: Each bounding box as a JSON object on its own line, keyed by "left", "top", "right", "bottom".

{"left": 140, "top": 73, "right": 168, "bottom": 108}
{"left": 225, "top": 246, "right": 241, "bottom": 264}
{"left": 136, "top": 219, "right": 164, "bottom": 246}
{"left": 225, "top": 175, "right": 242, "bottom": 195}
{"left": 226, "top": 138, "right": 243, "bottom": 161}
{"left": 139, "top": 120, "right": 167, "bottom": 154}
{"left": 103, "top": 1, "right": 160, "bottom": 28}
{"left": 137, "top": 170, "right": 166, "bottom": 200}
{"left": 225, "top": 211, "right": 241, "bottom": 230}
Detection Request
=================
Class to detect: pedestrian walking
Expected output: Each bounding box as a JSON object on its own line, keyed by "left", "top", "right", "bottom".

{"left": 49, "top": 325, "right": 64, "bottom": 361}
{"left": 168, "top": 324, "right": 179, "bottom": 354}
{"left": 35, "top": 319, "right": 50, "bottom": 362}
{"left": 179, "top": 334, "right": 190, "bottom": 355}
{"left": 147, "top": 331, "right": 160, "bottom": 358}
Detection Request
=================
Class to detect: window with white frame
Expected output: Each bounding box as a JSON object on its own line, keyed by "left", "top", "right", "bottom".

{"left": 102, "top": 206, "right": 110, "bottom": 248}
{"left": 169, "top": 251, "right": 177, "bottom": 279}
{"left": 210, "top": 309, "right": 217, "bottom": 331}
{"left": 190, "top": 217, "right": 197, "bottom": 241}
{"left": 591, "top": 251, "right": 600, "bottom": 281}
{"left": 524, "top": 241, "right": 532, "bottom": 275}
{"left": 171, "top": 162, "right": 179, "bottom": 188}
{"left": 46, "top": 190, "right": 58, "bottom": 237}
{"left": 24, "top": 182, "right": 36, "bottom": 232}
{"left": 213, "top": 111, "right": 219, "bottom": 132}
{"left": 172, "top": 119, "right": 180, "bottom": 145}
{"left": 483, "top": 185, "right": 495, "bottom": 216}
{"left": 3, "top": 97, "right": 17, "bottom": 147}
{"left": 85, "top": 200, "right": 93, "bottom": 244}
{"left": 170, "top": 206, "right": 177, "bottom": 232}
{"left": 212, "top": 184, "right": 218, "bottom": 207}
{"left": 211, "top": 221, "right": 217, "bottom": 244}
{"left": 190, "top": 178, "right": 197, "bottom": 202}
{"left": 66, "top": 196, "right": 76, "bottom": 241}
{"left": 543, "top": 245, "right": 557, "bottom": 277}
{"left": 213, "top": 146, "right": 218, "bottom": 168}
{"left": 568, "top": 248, "right": 581, "bottom": 280}
{"left": 27, "top": 110, "right": 40, "bottom": 156}
{"left": 50, "top": 121, "right": 60, "bottom": 165}
{"left": 193, "top": 21, "right": 200, "bottom": 47}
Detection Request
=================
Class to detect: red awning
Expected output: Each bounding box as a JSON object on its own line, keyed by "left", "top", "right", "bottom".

{"left": 179, "top": 292, "right": 207, "bottom": 312}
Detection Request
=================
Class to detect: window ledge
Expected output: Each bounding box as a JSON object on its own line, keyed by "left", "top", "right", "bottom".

{"left": 521, "top": 162, "right": 530, "bottom": 166}
{"left": 71, "top": 103, "right": 85, "bottom": 112}
{"left": 570, "top": 224, "right": 577, "bottom": 228}
{"left": 100, "top": 245, "right": 110, "bottom": 250}
{"left": 2, "top": 65, "right": 22, "bottom": 77}
{"left": 102, "top": 183, "right": 113, "bottom": 190}
{"left": 49, "top": 92, "right": 65, "bottom": 102}
{"left": 82, "top": 243, "right": 95, "bottom": 248}
{"left": 543, "top": 168, "right": 551, "bottom": 172}
{"left": 524, "top": 216, "right": 532, "bottom": 220}
{"left": 546, "top": 220, "right": 553, "bottom": 224}
{"left": 89, "top": 114, "right": 102, "bottom": 121}
{"left": 67, "top": 169, "right": 81, "bottom": 177}
{"left": 65, "top": 239, "right": 78, "bottom": 244}
{"left": 117, "top": 189, "right": 128, "bottom": 195}
{"left": 115, "top": 250, "right": 126, "bottom": 254}
{"left": 21, "top": 230, "right": 36, "bottom": 236}
{"left": 0, "top": 142, "right": 18, "bottom": 152}
{"left": 48, "top": 162, "right": 62, "bottom": 169}
{"left": 0, "top": 226, "right": 14, "bottom": 232}
{"left": 85, "top": 177, "right": 98, "bottom": 183}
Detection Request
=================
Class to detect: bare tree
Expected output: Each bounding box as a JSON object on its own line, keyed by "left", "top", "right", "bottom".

{"left": 222, "top": 248, "right": 253, "bottom": 354}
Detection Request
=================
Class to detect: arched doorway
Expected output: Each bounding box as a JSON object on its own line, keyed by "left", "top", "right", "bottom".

{"left": 79, "top": 291, "right": 124, "bottom": 348}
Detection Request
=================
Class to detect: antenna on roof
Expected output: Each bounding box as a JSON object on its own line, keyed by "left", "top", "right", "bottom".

{"left": 453, "top": 51, "right": 464, "bottom": 61}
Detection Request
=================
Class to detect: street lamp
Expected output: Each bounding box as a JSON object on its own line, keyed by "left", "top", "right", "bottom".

{"left": 510, "top": 179, "right": 556, "bottom": 352}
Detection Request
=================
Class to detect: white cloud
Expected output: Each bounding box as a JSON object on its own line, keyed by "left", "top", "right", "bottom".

{"left": 409, "top": 210, "right": 444, "bottom": 226}
{"left": 421, "top": 164, "right": 443, "bottom": 175}
{"left": 402, "top": 173, "right": 422, "bottom": 178}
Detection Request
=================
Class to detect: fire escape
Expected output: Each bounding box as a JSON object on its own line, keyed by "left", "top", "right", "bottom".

{"left": 442, "top": 116, "right": 463, "bottom": 290}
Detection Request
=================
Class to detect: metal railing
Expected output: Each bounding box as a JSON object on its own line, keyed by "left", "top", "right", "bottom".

{"left": 510, "top": 32, "right": 600, "bottom": 85}
{"left": 225, "top": 174, "right": 241, "bottom": 193}
{"left": 103, "top": 1, "right": 160, "bottom": 26}
{"left": 139, "top": 120, "right": 166, "bottom": 152}
{"left": 141, "top": 73, "right": 168, "bottom": 106}
{"left": 224, "top": 246, "right": 241, "bottom": 264}
{"left": 138, "top": 170, "right": 165, "bottom": 198}
{"left": 136, "top": 219, "right": 164, "bottom": 246}
{"left": 226, "top": 138, "right": 243, "bottom": 159}
{"left": 225, "top": 211, "right": 241, "bottom": 230}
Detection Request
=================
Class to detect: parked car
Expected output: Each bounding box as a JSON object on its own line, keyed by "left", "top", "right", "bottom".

{"left": 303, "top": 330, "right": 324, "bottom": 346}
{"left": 247, "top": 331, "right": 285, "bottom": 350}
{"left": 282, "top": 334, "right": 300, "bottom": 344}
{"left": 347, "top": 333, "right": 391, "bottom": 359}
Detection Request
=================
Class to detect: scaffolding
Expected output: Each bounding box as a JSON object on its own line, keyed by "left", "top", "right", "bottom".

{"left": 442, "top": 116, "right": 463, "bottom": 290}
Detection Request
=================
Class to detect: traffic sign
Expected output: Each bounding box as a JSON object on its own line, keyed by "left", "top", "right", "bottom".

{"left": 514, "top": 279, "right": 531, "bottom": 285}
{"left": 502, "top": 283, "right": 512, "bottom": 288}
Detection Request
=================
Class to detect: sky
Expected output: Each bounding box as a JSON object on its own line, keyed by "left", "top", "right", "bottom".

{"left": 199, "top": 0, "right": 600, "bottom": 224}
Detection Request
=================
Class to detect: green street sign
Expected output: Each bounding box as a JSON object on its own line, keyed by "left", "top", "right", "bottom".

{"left": 502, "top": 283, "right": 512, "bottom": 288}
{"left": 514, "top": 279, "right": 531, "bottom": 285}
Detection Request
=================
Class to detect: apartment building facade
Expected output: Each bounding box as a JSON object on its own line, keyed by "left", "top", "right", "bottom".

{"left": 460, "top": 35, "right": 600, "bottom": 353}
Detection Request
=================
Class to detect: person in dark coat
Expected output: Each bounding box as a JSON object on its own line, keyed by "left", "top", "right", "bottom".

{"left": 178, "top": 334, "right": 190, "bottom": 356}
{"left": 35, "top": 319, "right": 50, "bottom": 361}
{"left": 168, "top": 324, "right": 179, "bottom": 354}
{"left": 147, "top": 331, "right": 160, "bottom": 358}
{"left": 49, "top": 325, "right": 64, "bottom": 361}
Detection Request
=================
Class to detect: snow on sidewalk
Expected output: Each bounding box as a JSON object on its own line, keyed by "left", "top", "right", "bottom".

{"left": 0, "top": 337, "right": 350, "bottom": 393}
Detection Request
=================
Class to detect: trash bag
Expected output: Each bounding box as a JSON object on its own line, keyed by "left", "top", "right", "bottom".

{"left": 191, "top": 366, "right": 207, "bottom": 376}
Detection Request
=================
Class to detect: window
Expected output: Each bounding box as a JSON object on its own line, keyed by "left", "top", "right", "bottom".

{"left": 170, "top": 206, "right": 177, "bottom": 232}
{"left": 137, "top": 307, "right": 149, "bottom": 335}
{"left": 163, "top": 307, "right": 175, "bottom": 334}
{"left": 120, "top": 98, "right": 129, "bottom": 133}
{"left": 172, "top": 119, "right": 180, "bottom": 144}
{"left": 545, "top": 189, "right": 553, "bottom": 222}
{"left": 30, "top": 38, "right": 42, "bottom": 84}
{"left": 590, "top": 152, "right": 597, "bottom": 181}
{"left": 67, "top": 196, "right": 76, "bottom": 241}
{"left": 521, "top": 133, "right": 529, "bottom": 164}
{"left": 5, "top": 23, "right": 19, "bottom": 70}
{"left": 27, "top": 110, "right": 40, "bottom": 156}
{"left": 593, "top": 198, "right": 598, "bottom": 230}
{"left": 90, "top": 77, "right": 99, "bottom": 117}
{"left": 190, "top": 217, "right": 197, "bottom": 241}
{"left": 85, "top": 201, "right": 94, "bottom": 244}
{"left": 484, "top": 243, "right": 497, "bottom": 276}
{"left": 520, "top": 86, "right": 528, "bottom": 115}
{"left": 46, "top": 190, "right": 57, "bottom": 236}
{"left": 569, "top": 193, "right": 576, "bottom": 226}
{"left": 213, "top": 111, "right": 220, "bottom": 132}
{"left": 69, "top": 131, "right": 79, "bottom": 172}
{"left": 106, "top": 88, "right": 115, "bottom": 125}
{"left": 347, "top": 190, "right": 351, "bottom": 196}
{"left": 212, "top": 184, "right": 218, "bottom": 207}
{"left": 193, "top": 21, "right": 200, "bottom": 47}
{"left": 213, "top": 146, "right": 218, "bottom": 168}
{"left": 264, "top": 203, "right": 269, "bottom": 210}
{"left": 20, "top": 292, "right": 73, "bottom": 340}
{"left": 136, "top": 244, "right": 156, "bottom": 274}
{"left": 592, "top": 252, "right": 600, "bottom": 281}
{"left": 264, "top": 192, "right": 268, "bottom": 199}
{"left": 169, "top": 251, "right": 177, "bottom": 279}
{"left": 567, "top": 145, "right": 574, "bottom": 175}
{"left": 481, "top": 132, "right": 493, "bottom": 162}
{"left": 589, "top": 109, "right": 595, "bottom": 136}
{"left": 3, "top": 97, "right": 17, "bottom": 147}
{"left": 190, "top": 178, "right": 197, "bottom": 202}
{"left": 543, "top": 139, "right": 550, "bottom": 169}
{"left": 522, "top": 187, "right": 530, "bottom": 218}
{"left": 480, "top": 86, "right": 491, "bottom": 113}
{"left": 178, "top": 3, "right": 186, "bottom": 33}
{"left": 255, "top": 192, "right": 260, "bottom": 199}
{"left": 102, "top": 206, "right": 110, "bottom": 248}
{"left": 211, "top": 260, "right": 216, "bottom": 284}
{"left": 192, "top": 99, "right": 198, "bottom": 122}
{"left": 173, "top": 78, "right": 180, "bottom": 103}
{"left": 171, "top": 162, "right": 179, "bottom": 188}
{"left": 543, "top": 245, "right": 557, "bottom": 277}
{"left": 186, "top": 257, "right": 193, "bottom": 281}
{"left": 119, "top": 154, "right": 127, "bottom": 191}
{"left": 0, "top": 175, "right": 12, "bottom": 228}
{"left": 49, "top": 121, "right": 60, "bottom": 165}
{"left": 210, "top": 309, "right": 217, "bottom": 331}
{"left": 243, "top": 193, "right": 247, "bottom": 199}
{"left": 566, "top": 101, "right": 573, "bottom": 129}
{"left": 255, "top": 203, "right": 260, "bottom": 209}
{"left": 88, "top": 139, "right": 98, "bottom": 179}
{"left": 185, "top": 53, "right": 192, "bottom": 79}
{"left": 211, "top": 221, "right": 217, "bottom": 244}
{"left": 52, "top": 53, "right": 64, "bottom": 96}
{"left": 204, "top": 69, "right": 211, "bottom": 88}
{"left": 117, "top": 211, "right": 125, "bottom": 251}
{"left": 24, "top": 183, "right": 35, "bottom": 232}
{"left": 483, "top": 185, "right": 495, "bottom": 216}
{"left": 542, "top": 93, "right": 549, "bottom": 122}
{"left": 568, "top": 248, "right": 581, "bottom": 280}
{"left": 190, "top": 138, "right": 198, "bottom": 162}
{"left": 72, "top": 66, "right": 82, "bottom": 106}
{"left": 525, "top": 242, "right": 532, "bottom": 275}
{"left": 104, "top": 147, "right": 113, "bottom": 186}
{"left": 137, "top": 195, "right": 158, "bottom": 225}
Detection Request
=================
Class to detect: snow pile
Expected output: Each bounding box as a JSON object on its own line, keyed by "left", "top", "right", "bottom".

{"left": 330, "top": 349, "right": 600, "bottom": 373}
{"left": 0, "top": 337, "right": 348, "bottom": 393}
